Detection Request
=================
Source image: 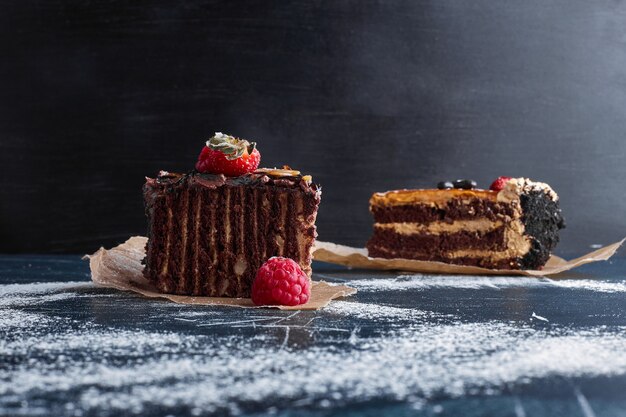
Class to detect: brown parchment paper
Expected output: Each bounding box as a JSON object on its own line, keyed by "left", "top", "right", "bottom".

{"left": 312, "top": 239, "right": 626, "bottom": 276}
{"left": 86, "top": 236, "right": 356, "bottom": 310}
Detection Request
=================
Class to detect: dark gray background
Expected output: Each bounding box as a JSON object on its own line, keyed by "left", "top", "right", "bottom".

{"left": 1, "top": 0, "right": 625, "bottom": 254}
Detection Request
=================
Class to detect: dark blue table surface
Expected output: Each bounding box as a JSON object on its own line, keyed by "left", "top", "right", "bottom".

{"left": 1, "top": 253, "right": 625, "bottom": 417}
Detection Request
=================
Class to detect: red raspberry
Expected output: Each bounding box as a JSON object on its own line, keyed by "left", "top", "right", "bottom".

{"left": 251, "top": 257, "right": 311, "bottom": 306}
{"left": 195, "top": 132, "right": 261, "bottom": 177}
{"left": 489, "top": 176, "right": 513, "bottom": 191}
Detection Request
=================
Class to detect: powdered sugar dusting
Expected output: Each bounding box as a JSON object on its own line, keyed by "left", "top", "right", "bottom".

{"left": 325, "top": 301, "right": 446, "bottom": 321}
{"left": 348, "top": 275, "right": 626, "bottom": 293}
{"left": 1, "top": 279, "right": 625, "bottom": 416}
{"left": 4, "top": 318, "right": 625, "bottom": 415}
{"left": 0, "top": 281, "right": 97, "bottom": 308}
{"left": 0, "top": 309, "right": 53, "bottom": 330}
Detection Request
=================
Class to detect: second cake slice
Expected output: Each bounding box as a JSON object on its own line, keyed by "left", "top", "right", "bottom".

{"left": 366, "top": 178, "right": 565, "bottom": 270}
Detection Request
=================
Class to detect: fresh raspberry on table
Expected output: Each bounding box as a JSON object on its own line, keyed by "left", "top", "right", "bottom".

{"left": 489, "top": 176, "right": 513, "bottom": 191}
{"left": 195, "top": 132, "right": 261, "bottom": 177}
{"left": 251, "top": 257, "right": 311, "bottom": 306}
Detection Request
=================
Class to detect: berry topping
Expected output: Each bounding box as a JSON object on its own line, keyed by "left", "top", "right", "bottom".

{"left": 195, "top": 132, "right": 261, "bottom": 177}
{"left": 453, "top": 179, "right": 477, "bottom": 190}
{"left": 251, "top": 257, "right": 311, "bottom": 306}
{"left": 489, "top": 176, "right": 513, "bottom": 191}
{"left": 437, "top": 181, "right": 454, "bottom": 190}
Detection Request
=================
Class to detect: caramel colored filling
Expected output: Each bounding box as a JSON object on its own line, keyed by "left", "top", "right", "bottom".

{"left": 374, "top": 220, "right": 503, "bottom": 235}
{"left": 371, "top": 188, "right": 497, "bottom": 208}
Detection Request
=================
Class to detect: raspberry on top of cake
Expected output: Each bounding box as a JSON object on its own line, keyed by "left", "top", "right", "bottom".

{"left": 142, "top": 133, "right": 321, "bottom": 298}
{"left": 366, "top": 177, "right": 565, "bottom": 270}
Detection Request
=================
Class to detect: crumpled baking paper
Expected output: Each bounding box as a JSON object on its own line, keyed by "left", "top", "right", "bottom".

{"left": 312, "top": 239, "right": 626, "bottom": 276}
{"left": 87, "top": 235, "right": 624, "bottom": 309}
{"left": 86, "top": 236, "right": 356, "bottom": 311}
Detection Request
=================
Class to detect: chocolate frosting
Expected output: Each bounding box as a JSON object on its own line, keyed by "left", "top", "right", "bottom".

{"left": 146, "top": 170, "right": 321, "bottom": 196}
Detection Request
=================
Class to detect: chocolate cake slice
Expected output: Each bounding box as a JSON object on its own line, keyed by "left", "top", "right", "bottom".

{"left": 366, "top": 178, "right": 565, "bottom": 269}
{"left": 143, "top": 168, "right": 321, "bottom": 297}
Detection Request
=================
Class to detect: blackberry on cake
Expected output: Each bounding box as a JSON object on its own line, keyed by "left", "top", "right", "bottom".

{"left": 366, "top": 177, "right": 565, "bottom": 270}
{"left": 142, "top": 133, "right": 321, "bottom": 297}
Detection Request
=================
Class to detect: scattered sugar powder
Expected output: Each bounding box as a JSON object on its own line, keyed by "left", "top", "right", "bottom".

{"left": 1, "top": 280, "right": 625, "bottom": 416}
{"left": 324, "top": 301, "right": 455, "bottom": 323}
{"left": 0, "top": 308, "right": 53, "bottom": 330}
{"left": 348, "top": 275, "right": 626, "bottom": 293}
{"left": 0, "top": 281, "right": 93, "bottom": 297}
{"left": 0, "top": 281, "right": 96, "bottom": 308}
{"left": 4, "top": 322, "right": 621, "bottom": 415}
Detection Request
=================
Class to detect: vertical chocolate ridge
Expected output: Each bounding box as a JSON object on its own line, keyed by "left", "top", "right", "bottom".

{"left": 300, "top": 188, "right": 320, "bottom": 277}
{"left": 257, "top": 186, "right": 268, "bottom": 264}
{"left": 231, "top": 186, "right": 243, "bottom": 296}
{"left": 228, "top": 187, "right": 236, "bottom": 296}
{"left": 161, "top": 194, "right": 175, "bottom": 293}
{"left": 286, "top": 190, "right": 299, "bottom": 263}
{"left": 146, "top": 193, "right": 166, "bottom": 284}
{"left": 193, "top": 190, "right": 202, "bottom": 295}
{"left": 275, "top": 190, "right": 284, "bottom": 257}
{"left": 184, "top": 188, "right": 195, "bottom": 295}
{"left": 176, "top": 188, "right": 190, "bottom": 294}
{"left": 200, "top": 187, "right": 215, "bottom": 296}
{"left": 268, "top": 187, "right": 280, "bottom": 256}
{"left": 244, "top": 187, "right": 257, "bottom": 292}
{"left": 167, "top": 190, "right": 183, "bottom": 292}
{"left": 210, "top": 188, "right": 230, "bottom": 294}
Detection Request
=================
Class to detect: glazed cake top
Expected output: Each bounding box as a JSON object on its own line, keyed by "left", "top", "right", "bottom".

{"left": 145, "top": 168, "right": 321, "bottom": 196}
{"left": 370, "top": 178, "right": 558, "bottom": 208}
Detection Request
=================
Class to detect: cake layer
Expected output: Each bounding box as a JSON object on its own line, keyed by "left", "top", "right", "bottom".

{"left": 370, "top": 188, "right": 497, "bottom": 206}
{"left": 143, "top": 171, "right": 321, "bottom": 297}
{"left": 374, "top": 219, "right": 503, "bottom": 234}
{"left": 371, "top": 197, "right": 515, "bottom": 224}
{"left": 368, "top": 227, "right": 508, "bottom": 252}
{"left": 366, "top": 245, "right": 522, "bottom": 269}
